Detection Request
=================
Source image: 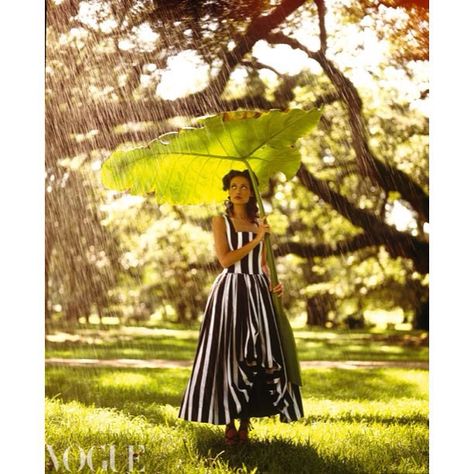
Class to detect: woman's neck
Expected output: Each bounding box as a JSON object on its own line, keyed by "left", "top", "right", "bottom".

{"left": 231, "top": 205, "right": 249, "bottom": 221}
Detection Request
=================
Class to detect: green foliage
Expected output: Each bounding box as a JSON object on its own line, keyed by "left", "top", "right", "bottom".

{"left": 98, "top": 201, "right": 216, "bottom": 324}
{"left": 101, "top": 108, "right": 322, "bottom": 204}
{"left": 305, "top": 247, "right": 429, "bottom": 325}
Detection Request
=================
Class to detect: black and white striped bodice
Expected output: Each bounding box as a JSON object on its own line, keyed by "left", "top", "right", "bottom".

{"left": 222, "top": 214, "right": 263, "bottom": 274}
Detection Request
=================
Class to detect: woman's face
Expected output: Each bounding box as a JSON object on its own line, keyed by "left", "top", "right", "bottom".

{"left": 229, "top": 176, "right": 253, "bottom": 205}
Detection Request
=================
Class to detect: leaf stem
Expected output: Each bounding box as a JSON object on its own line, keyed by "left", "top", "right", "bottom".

{"left": 244, "top": 160, "right": 302, "bottom": 386}
{"left": 243, "top": 162, "right": 277, "bottom": 284}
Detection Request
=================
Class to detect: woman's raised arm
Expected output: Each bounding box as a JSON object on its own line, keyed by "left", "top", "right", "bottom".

{"left": 212, "top": 216, "right": 266, "bottom": 268}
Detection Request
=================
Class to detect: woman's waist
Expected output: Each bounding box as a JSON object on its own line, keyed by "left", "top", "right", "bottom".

{"left": 221, "top": 269, "right": 266, "bottom": 276}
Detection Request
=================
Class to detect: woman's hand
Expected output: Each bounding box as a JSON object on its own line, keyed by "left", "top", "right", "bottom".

{"left": 256, "top": 218, "right": 270, "bottom": 242}
{"left": 269, "top": 281, "right": 284, "bottom": 297}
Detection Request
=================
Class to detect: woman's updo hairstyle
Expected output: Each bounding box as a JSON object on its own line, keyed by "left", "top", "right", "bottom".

{"left": 222, "top": 169, "right": 260, "bottom": 224}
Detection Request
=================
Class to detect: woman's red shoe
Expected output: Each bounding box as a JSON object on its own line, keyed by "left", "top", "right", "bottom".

{"left": 238, "top": 421, "right": 251, "bottom": 445}
{"left": 224, "top": 425, "right": 239, "bottom": 446}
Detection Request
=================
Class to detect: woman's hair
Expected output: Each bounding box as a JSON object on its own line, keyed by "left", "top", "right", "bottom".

{"left": 222, "top": 169, "right": 260, "bottom": 223}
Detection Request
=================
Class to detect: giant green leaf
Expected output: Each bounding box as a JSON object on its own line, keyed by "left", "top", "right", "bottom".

{"left": 101, "top": 108, "right": 323, "bottom": 204}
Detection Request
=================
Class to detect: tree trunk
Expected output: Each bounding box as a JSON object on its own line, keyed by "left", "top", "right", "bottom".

{"left": 189, "top": 299, "right": 199, "bottom": 321}
{"left": 414, "top": 299, "right": 429, "bottom": 330}
{"left": 64, "top": 303, "right": 80, "bottom": 325}
{"left": 45, "top": 246, "right": 51, "bottom": 321}
{"left": 176, "top": 302, "right": 187, "bottom": 323}
{"left": 306, "top": 295, "right": 330, "bottom": 327}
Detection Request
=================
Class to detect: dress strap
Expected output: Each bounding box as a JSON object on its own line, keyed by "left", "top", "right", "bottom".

{"left": 222, "top": 214, "right": 234, "bottom": 249}
{"left": 224, "top": 214, "right": 237, "bottom": 233}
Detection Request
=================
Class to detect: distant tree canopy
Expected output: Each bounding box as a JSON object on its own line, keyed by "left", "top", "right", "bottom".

{"left": 46, "top": 0, "right": 429, "bottom": 329}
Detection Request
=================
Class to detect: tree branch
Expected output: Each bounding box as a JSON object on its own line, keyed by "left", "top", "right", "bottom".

{"left": 296, "top": 163, "right": 428, "bottom": 273}
{"left": 240, "top": 59, "right": 282, "bottom": 77}
{"left": 275, "top": 232, "right": 380, "bottom": 259}
{"left": 314, "top": 0, "right": 327, "bottom": 53}
{"left": 203, "top": 0, "right": 308, "bottom": 98}
{"left": 266, "top": 31, "right": 429, "bottom": 222}
{"left": 376, "top": 0, "right": 429, "bottom": 10}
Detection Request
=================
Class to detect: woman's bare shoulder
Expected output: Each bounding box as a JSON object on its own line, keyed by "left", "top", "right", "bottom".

{"left": 211, "top": 215, "right": 226, "bottom": 227}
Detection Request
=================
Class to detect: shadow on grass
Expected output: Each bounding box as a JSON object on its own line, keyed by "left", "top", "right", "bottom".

{"left": 192, "top": 427, "right": 357, "bottom": 474}
{"left": 46, "top": 365, "right": 427, "bottom": 429}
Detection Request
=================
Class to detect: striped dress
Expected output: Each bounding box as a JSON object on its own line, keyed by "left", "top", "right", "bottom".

{"left": 178, "top": 214, "right": 303, "bottom": 425}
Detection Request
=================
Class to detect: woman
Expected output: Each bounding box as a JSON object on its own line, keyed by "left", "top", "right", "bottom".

{"left": 178, "top": 169, "right": 303, "bottom": 446}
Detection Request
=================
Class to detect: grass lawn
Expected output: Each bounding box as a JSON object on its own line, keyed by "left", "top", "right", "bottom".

{"left": 45, "top": 366, "right": 428, "bottom": 473}
{"left": 45, "top": 325, "right": 428, "bottom": 362}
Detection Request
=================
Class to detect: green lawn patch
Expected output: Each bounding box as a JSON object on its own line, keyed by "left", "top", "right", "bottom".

{"left": 46, "top": 366, "right": 428, "bottom": 473}
{"left": 45, "top": 326, "right": 428, "bottom": 362}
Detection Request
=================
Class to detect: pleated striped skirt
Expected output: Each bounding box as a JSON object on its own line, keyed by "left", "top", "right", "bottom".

{"left": 177, "top": 218, "right": 304, "bottom": 425}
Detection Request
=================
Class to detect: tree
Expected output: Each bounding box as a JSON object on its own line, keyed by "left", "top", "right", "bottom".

{"left": 46, "top": 0, "right": 429, "bottom": 328}
{"left": 45, "top": 162, "right": 121, "bottom": 324}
